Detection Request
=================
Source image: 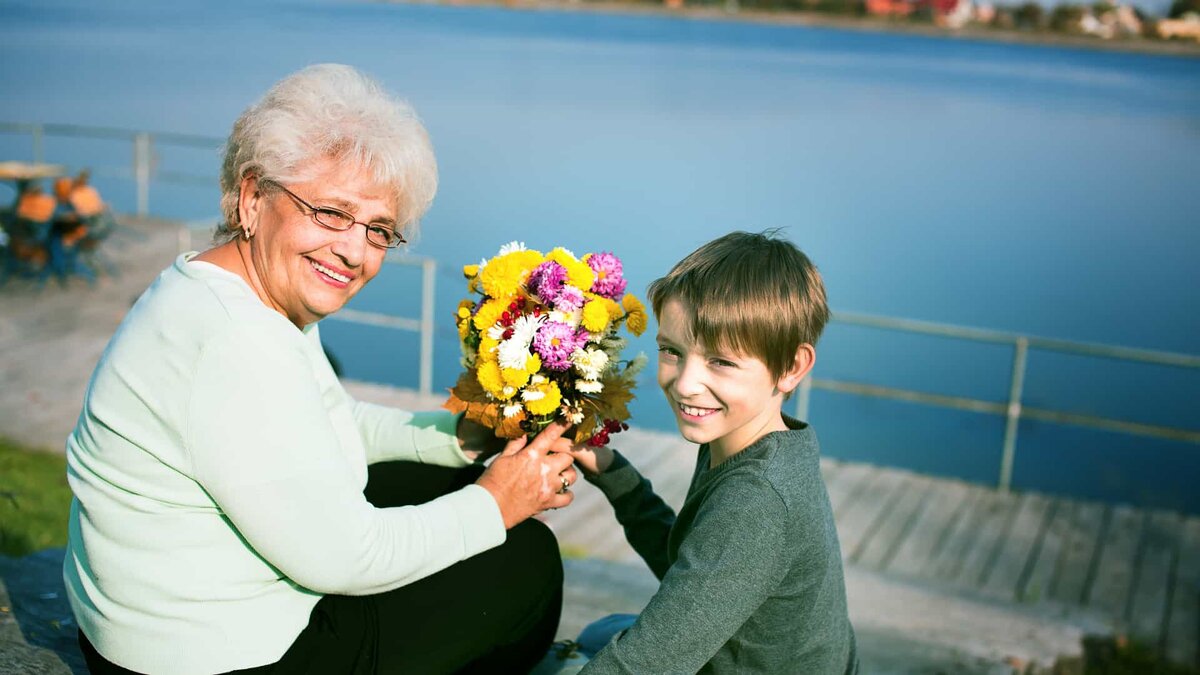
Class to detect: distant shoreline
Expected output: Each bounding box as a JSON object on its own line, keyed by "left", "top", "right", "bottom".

{"left": 383, "top": 0, "right": 1200, "bottom": 58}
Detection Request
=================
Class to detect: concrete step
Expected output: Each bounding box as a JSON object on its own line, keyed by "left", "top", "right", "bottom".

{"left": 559, "top": 557, "right": 1106, "bottom": 674}
{"left": 0, "top": 558, "right": 73, "bottom": 675}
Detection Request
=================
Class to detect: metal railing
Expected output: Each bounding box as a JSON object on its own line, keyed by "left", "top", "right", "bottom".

{"left": 1, "top": 121, "right": 222, "bottom": 217}
{"left": 793, "top": 311, "right": 1200, "bottom": 492}
{"left": 10, "top": 121, "right": 1199, "bottom": 492}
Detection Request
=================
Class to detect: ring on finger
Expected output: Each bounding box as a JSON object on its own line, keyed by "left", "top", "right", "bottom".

{"left": 559, "top": 475, "right": 570, "bottom": 494}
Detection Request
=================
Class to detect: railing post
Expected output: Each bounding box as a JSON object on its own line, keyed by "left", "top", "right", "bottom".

{"left": 795, "top": 374, "right": 813, "bottom": 421}
{"left": 419, "top": 258, "right": 436, "bottom": 398}
{"left": 31, "top": 124, "right": 45, "bottom": 164}
{"left": 133, "top": 132, "right": 153, "bottom": 217}
{"left": 999, "top": 337, "right": 1029, "bottom": 493}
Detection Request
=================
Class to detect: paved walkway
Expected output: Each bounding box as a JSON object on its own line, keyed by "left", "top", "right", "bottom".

{"left": 3, "top": 215, "right": 1196, "bottom": 672}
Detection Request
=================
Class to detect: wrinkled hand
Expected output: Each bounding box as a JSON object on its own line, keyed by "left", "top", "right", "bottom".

{"left": 565, "top": 442, "right": 615, "bottom": 477}
{"left": 476, "top": 421, "right": 578, "bottom": 529}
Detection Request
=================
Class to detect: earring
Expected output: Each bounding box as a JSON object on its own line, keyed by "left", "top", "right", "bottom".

{"left": 242, "top": 228, "right": 251, "bottom": 240}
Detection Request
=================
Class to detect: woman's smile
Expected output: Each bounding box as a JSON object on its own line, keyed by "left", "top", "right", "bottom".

{"left": 308, "top": 257, "right": 354, "bottom": 287}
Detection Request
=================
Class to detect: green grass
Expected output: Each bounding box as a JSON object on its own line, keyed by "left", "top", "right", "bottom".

{"left": 0, "top": 437, "right": 72, "bottom": 557}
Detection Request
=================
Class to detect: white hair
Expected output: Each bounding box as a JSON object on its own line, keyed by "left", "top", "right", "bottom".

{"left": 216, "top": 63, "right": 437, "bottom": 243}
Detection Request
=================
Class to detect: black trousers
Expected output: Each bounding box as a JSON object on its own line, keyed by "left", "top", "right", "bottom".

{"left": 79, "top": 462, "right": 563, "bottom": 675}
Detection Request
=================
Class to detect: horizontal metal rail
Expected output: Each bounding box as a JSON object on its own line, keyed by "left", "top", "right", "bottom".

{"left": 797, "top": 312, "right": 1200, "bottom": 492}
{"left": 1, "top": 121, "right": 222, "bottom": 217}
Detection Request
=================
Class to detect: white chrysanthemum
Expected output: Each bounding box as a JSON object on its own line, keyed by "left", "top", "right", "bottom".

{"left": 495, "top": 315, "right": 544, "bottom": 371}
{"left": 503, "top": 403, "right": 524, "bottom": 418}
{"left": 497, "top": 341, "right": 530, "bottom": 372}
{"left": 549, "top": 308, "right": 582, "bottom": 329}
{"left": 498, "top": 241, "right": 527, "bottom": 255}
{"left": 512, "top": 314, "right": 544, "bottom": 344}
{"left": 522, "top": 389, "right": 546, "bottom": 402}
{"left": 487, "top": 324, "right": 507, "bottom": 341}
{"left": 530, "top": 374, "right": 547, "bottom": 386}
{"left": 575, "top": 379, "right": 604, "bottom": 394}
{"left": 502, "top": 386, "right": 516, "bottom": 398}
{"left": 571, "top": 347, "right": 610, "bottom": 381}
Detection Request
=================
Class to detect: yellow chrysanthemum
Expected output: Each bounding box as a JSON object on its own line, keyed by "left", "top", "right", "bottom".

{"left": 478, "top": 333, "right": 500, "bottom": 362}
{"left": 547, "top": 248, "right": 595, "bottom": 291}
{"left": 525, "top": 353, "right": 542, "bottom": 375}
{"left": 462, "top": 264, "right": 480, "bottom": 278}
{"left": 524, "top": 380, "right": 562, "bottom": 417}
{"left": 476, "top": 361, "right": 510, "bottom": 399}
{"left": 581, "top": 299, "right": 612, "bottom": 333}
{"left": 502, "top": 366, "right": 531, "bottom": 389}
{"left": 622, "top": 294, "right": 648, "bottom": 337}
{"left": 481, "top": 250, "right": 544, "bottom": 299}
{"left": 473, "top": 297, "right": 511, "bottom": 332}
{"left": 456, "top": 300, "right": 475, "bottom": 339}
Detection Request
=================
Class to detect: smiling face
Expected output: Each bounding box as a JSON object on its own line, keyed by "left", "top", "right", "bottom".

{"left": 239, "top": 157, "right": 395, "bottom": 328}
{"left": 656, "top": 298, "right": 809, "bottom": 464}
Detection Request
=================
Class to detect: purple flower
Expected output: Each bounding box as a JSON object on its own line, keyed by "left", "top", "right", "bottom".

{"left": 554, "top": 286, "right": 585, "bottom": 312}
{"left": 587, "top": 252, "right": 627, "bottom": 299}
{"left": 528, "top": 261, "right": 568, "bottom": 306}
{"left": 533, "top": 321, "right": 579, "bottom": 371}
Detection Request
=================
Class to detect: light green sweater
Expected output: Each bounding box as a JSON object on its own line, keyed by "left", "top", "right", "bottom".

{"left": 63, "top": 254, "right": 505, "bottom": 675}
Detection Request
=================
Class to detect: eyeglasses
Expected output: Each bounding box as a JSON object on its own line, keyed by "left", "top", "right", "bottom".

{"left": 261, "top": 179, "right": 406, "bottom": 249}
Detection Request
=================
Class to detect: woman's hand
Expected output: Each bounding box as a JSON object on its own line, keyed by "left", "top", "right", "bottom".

{"left": 565, "top": 443, "right": 615, "bottom": 477}
{"left": 475, "top": 422, "right": 578, "bottom": 529}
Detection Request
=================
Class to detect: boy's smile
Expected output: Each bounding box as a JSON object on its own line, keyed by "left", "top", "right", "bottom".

{"left": 656, "top": 299, "right": 792, "bottom": 465}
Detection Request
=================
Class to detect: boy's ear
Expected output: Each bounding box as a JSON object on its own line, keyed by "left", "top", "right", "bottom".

{"left": 777, "top": 343, "right": 816, "bottom": 396}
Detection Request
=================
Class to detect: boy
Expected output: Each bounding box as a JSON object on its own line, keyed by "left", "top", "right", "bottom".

{"left": 567, "top": 231, "right": 857, "bottom": 674}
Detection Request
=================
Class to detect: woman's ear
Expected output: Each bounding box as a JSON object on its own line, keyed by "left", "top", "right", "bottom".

{"left": 237, "top": 174, "right": 264, "bottom": 239}
{"left": 777, "top": 343, "right": 816, "bottom": 396}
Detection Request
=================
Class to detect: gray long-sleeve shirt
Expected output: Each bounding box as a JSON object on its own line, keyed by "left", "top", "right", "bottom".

{"left": 580, "top": 416, "right": 858, "bottom": 674}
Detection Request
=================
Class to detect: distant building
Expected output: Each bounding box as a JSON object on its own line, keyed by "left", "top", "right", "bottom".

{"left": 866, "top": 0, "right": 960, "bottom": 18}
{"left": 1157, "top": 13, "right": 1200, "bottom": 40}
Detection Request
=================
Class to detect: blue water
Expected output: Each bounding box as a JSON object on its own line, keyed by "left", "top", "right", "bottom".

{"left": 2, "top": 0, "right": 1198, "bottom": 511}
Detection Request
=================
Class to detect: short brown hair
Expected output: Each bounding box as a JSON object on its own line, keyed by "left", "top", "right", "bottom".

{"left": 647, "top": 231, "right": 829, "bottom": 381}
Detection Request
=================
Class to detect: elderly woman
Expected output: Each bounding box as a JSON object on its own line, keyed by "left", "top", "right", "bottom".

{"left": 64, "top": 64, "right": 577, "bottom": 675}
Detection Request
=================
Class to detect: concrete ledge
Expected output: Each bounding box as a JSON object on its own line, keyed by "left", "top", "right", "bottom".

{"left": 0, "top": 573, "right": 71, "bottom": 675}
{"left": 559, "top": 558, "right": 1099, "bottom": 674}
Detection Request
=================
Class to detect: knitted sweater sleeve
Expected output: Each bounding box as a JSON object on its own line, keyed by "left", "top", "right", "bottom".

{"left": 585, "top": 451, "right": 676, "bottom": 579}
{"left": 186, "top": 327, "right": 505, "bottom": 596}
{"left": 581, "top": 475, "right": 789, "bottom": 674}
{"left": 353, "top": 403, "right": 475, "bottom": 468}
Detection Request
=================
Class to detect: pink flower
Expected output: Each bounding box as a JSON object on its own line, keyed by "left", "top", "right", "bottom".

{"left": 532, "top": 321, "right": 580, "bottom": 371}
{"left": 555, "top": 285, "right": 585, "bottom": 312}
{"left": 587, "top": 252, "right": 627, "bottom": 299}
{"left": 528, "top": 261, "right": 568, "bottom": 306}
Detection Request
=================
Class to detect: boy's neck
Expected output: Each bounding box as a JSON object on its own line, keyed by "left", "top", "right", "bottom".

{"left": 708, "top": 409, "right": 789, "bottom": 469}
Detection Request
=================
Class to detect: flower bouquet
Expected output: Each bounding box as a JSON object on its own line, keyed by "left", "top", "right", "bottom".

{"left": 444, "top": 242, "right": 648, "bottom": 446}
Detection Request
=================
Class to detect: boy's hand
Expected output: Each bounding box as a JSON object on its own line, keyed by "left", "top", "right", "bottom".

{"left": 565, "top": 442, "right": 615, "bottom": 476}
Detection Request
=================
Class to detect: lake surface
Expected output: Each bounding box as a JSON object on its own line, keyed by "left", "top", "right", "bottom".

{"left": 2, "top": 0, "right": 1198, "bottom": 511}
